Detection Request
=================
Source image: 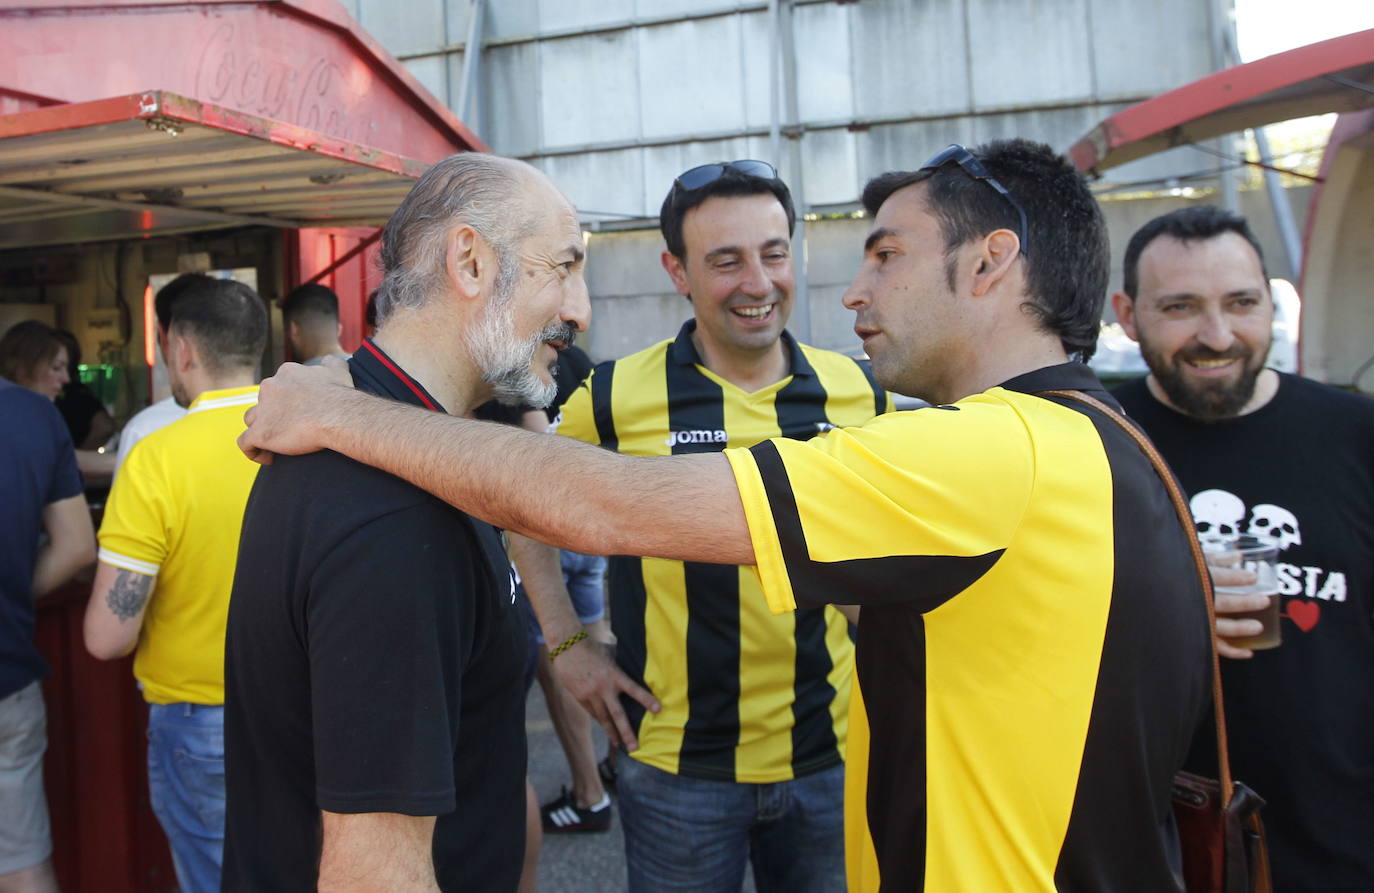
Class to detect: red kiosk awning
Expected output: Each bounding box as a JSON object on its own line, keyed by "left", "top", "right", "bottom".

{"left": 0, "top": 0, "right": 486, "bottom": 248}
{"left": 1069, "top": 28, "right": 1374, "bottom": 175}
{"left": 0, "top": 90, "right": 436, "bottom": 248}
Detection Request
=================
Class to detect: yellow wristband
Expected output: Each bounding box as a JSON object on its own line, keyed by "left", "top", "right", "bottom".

{"left": 548, "top": 630, "right": 588, "bottom": 662}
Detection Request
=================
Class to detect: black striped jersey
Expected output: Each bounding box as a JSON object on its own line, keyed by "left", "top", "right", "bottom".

{"left": 724, "top": 363, "right": 1211, "bottom": 892}
{"left": 557, "top": 320, "right": 890, "bottom": 783}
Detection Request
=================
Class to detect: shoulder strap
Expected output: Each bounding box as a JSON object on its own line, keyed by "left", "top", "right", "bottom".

{"left": 1039, "top": 388, "right": 1233, "bottom": 803}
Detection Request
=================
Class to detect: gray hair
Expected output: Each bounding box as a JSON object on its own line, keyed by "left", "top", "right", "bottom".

{"left": 373, "top": 153, "right": 536, "bottom": 324}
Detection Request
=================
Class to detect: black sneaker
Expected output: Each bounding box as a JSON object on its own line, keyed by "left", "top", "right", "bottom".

{"left": 541, "top": 788, "right": 612, "bottom": 833}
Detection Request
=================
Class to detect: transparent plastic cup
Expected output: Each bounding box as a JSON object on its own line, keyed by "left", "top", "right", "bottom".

{"left": 1199, "top": 533, "right": 1281, "bottom": 650}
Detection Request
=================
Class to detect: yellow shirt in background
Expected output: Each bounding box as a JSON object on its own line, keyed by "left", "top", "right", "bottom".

{"left": 98, "top": 386, "right": 260, "bottom": 705}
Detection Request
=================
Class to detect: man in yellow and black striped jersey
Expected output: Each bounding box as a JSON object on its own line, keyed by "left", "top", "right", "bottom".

{"left": 239, "top": 140, "right": 1212, "bottom": 893}
{"left": 546, "top": 160, "right": 888, "bottom": 889}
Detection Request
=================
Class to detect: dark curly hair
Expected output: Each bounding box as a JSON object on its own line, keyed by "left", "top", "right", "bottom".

{"left": 862, "top": 139, "right": 1109, "bottom": 362}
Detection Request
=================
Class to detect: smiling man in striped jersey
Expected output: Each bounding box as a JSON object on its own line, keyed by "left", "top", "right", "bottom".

{"left": 516, "top": 160, "right": 888, "bottom": 890}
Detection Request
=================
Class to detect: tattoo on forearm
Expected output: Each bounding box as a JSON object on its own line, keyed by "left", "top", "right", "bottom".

{"left": 107, "top": 570, "right": 152, "bottom": 621}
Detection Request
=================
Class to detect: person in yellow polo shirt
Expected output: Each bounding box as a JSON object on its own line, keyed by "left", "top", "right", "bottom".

{"left": 84, "top": 276, "right": 266, "bottom": 893}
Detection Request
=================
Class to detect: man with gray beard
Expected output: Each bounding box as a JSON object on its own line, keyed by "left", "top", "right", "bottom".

{"left": 221, "top": 153, "right": 589, "bottom": 892}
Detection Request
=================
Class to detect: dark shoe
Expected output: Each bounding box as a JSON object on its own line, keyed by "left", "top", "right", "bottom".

{"left": 598, "top": 755, "right": 617, "bottom": 792}
{"left": 541, "top": 787, "right": 612, "bottom": 833}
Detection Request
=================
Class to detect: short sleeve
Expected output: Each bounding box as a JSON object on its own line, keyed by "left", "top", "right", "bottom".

{"left": 307, "top": 505, "right": 476, "bottom": 816}
{"left": 725, "top": 402, "right": 1034, "bottom": 613}
{"left": 97, "top": 438, "right": 170, "bottom": 576}
{"left": 553, "top": 367, "right": 600, "bottom": 445}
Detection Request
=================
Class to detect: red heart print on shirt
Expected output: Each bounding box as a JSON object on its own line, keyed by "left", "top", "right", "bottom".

{"left": 1284, "top": 600, "right": 1320, "bottom": 632}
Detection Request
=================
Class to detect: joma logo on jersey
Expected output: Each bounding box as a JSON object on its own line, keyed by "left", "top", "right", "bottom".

{"left": 666, "top": 429, "right": 728, "bottom": 447}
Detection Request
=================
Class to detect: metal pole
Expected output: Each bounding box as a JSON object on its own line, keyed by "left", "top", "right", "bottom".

{"left": 768, "top": 0, "right": 782, "bottom": 167}
{"left": 458, "top": 0, "right": 486, "bottom": 138}
{"left": 1252, "top": 127, "right": 1304, "bottom": 277}
{"left": 1209, "top": 0, "right": 1240, "bottom": 212}
{"left": 778, "top": 0, "right": 810, "bottom": 342}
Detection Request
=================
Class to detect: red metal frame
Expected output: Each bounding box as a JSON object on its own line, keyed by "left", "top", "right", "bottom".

{"left": 1070, "top": 29, "right": 1374, "bottom": 174}
{"left": 0, "top": 91, "right": 435, "bottom": 178}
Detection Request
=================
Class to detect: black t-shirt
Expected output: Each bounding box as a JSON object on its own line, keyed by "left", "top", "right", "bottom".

{"left": 1115, "top": 373, "right": 1374, "bottom": 892}
{"left": 55, "top": 380, "right": 106, "bottom": 447}
{"left": 223, "top": 339, "right": 528, "bottom": 892}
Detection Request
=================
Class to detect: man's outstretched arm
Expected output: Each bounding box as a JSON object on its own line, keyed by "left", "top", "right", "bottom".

{"left": 238, "top": 363, "right": 755, "bottom": 567}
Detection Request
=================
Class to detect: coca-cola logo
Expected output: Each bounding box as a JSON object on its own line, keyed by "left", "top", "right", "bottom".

{"left": 194, "top": 23, "right": 378, "bottom": 145}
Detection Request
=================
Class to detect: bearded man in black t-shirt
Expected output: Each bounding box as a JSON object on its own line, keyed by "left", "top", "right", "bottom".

{"left": 1112, "top": 205, "right": 1374, "bottom": 893}
{"left": 223, "top": 153, "right": 591, "bottom": 892}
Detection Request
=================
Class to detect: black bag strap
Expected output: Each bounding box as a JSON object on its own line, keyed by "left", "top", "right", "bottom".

{"left": 1039, "top": 388, "right": 1233, "bottom": 802}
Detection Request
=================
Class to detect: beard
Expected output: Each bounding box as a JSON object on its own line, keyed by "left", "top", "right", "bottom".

{"left": 463, "top": 269, "right": 573, "bottom": 409}
{"left": 1140, "top": 335, "right": 1268, "bottom": 422}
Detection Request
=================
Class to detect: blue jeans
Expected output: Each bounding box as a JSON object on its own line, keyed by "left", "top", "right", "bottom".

{"left": 525, "top": 550, "right": 608, "bottom": 644}
{"left": 616, "top": 755, "right": 846, "bottom": 892}
{"left": 146, "top": 703, "right": 225, "bottom": 893}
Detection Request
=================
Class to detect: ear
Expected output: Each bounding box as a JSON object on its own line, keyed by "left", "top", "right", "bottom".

{"left": 661, "top": 250, "right": 690, "bottom": 298}
{"left": 444, "top": 223, "right": 491, "bottom": 302}
{"left": 169, "top": 332, "right": 198, "bottom": 372}
{"left": 287, "top": 319, "right": 301, "bottom": 343}
{"left": 1111, "top": 291, "right": 1140, "bottom": 342}
{"left": 967, "top": 229, "right": 1022, "bottom": 298}
{"left": 334, "top": 321, "right": 344, "bottom": 339}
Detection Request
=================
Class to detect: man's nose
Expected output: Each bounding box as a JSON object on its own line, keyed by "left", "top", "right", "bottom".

{"left": 1196, "top": 306, "right": 1235, "bottom": 352}
{"left": 563, "top": 273, "right": 592, "bottom": 333}
{"left": 739, "top": 258, "right": 774, "bottom": 298}
{"left": 841, "top": 277, "right": 868, "bottom": 311}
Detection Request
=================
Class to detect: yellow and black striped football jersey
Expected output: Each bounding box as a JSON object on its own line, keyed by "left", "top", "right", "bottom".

{"left": 558, "top": 321, "right": 890, "bottom": 783}
{"left": 725, "top": 362, "right": 1211, "bottom": 892}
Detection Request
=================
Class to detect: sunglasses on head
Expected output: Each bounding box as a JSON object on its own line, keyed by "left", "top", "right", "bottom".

{"left": 918, "top": 145, "right": 1030, "bottom": 257}
{"left": 672, "top": 159, "right": 778, "bottom": 196}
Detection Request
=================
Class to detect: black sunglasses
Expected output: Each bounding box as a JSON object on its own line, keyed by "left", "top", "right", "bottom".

{"left": 919, "top": 145, "right": 1030, "bottom": 257}
{"left": 672, "top": 159, "right": 778, "bottom": 196}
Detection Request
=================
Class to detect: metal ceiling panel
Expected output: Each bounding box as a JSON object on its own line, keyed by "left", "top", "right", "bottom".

{"left": 739, "top": 8, "right": 775, "bottom": 132}
{"left": 1089, "top": 0, "right": 1213, "bottom": 100}
{"left": 968, "top": 0, "right": 1094, "bottom": 109}
{"left": 542, "top": 146, "right": 644, "bottom": 224}
{"left": 850, "top": 0, "right": 971, "bottom": 121}
{"left": 638, "top": 18, "right": 745, "bottom": 141}
{"left": 359, "top": 0, "right": 446, "bottom": 58}
{"left": 800, "top": 128, "right": 858, "bottom": 207}
{"left": 0, "top": 91, "right": 430, "bottom": 249}
{"left": 404, "top": 56, "right": 452, "bottom": 109}
{"left": 794, "top": 3, "right": 854, "bottom": 124}
{"left": 486, "top": 0, "right": 540, "bottom": 41}
{"left": 482, "top": 43, "right": 539, "bottom": 157}
{"left": 540, "top": 31, "right": 641, "bottom": 147}
{"left": 634, "top": 0, "right": 739, "bottom": 20}
{"left": 539, "top": 0, "right": 633, "bottom": 34}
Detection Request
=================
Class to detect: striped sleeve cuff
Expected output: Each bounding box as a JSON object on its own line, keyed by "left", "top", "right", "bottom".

{"left": 724, "top": 445, "right": 797, "bottom": 616}
{"left": 98, "top": 548, "right": 160, "bottom": 577}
